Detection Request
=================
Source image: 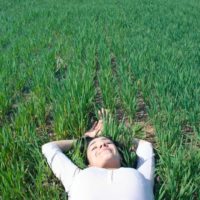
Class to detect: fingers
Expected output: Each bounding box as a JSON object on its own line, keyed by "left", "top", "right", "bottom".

{"left": 95, "top": 120, "right": 103, "bottom": 130}
{"left": 85, "top": 108, "right": 109, "bottom": 137}
{"left": 98, "top": 108, "right": 109, "bottom": 119}
{"left": 90, "top": 121, "right": 98, "bottom": 131}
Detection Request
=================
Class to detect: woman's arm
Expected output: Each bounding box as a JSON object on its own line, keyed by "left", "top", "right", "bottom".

{"left": 132, "top": 139, "right": 155, "bottom": 188}
{"left": 46, "top": 139, "right": 77, "bottom": 152}
{"left": 41, "top": 139, "right": 78, "bottom": 168}
{"left": 41, "top": 139, "right": 80, "bottom": 192}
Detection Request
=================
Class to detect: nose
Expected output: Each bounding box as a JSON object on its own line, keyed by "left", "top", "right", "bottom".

{"left": 99, "top": 141, "right": 108, "bottom": 149}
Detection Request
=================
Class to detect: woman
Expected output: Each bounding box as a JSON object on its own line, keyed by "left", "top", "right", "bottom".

{"left": 42, "top": 117, "right": 155, "bottom": 200}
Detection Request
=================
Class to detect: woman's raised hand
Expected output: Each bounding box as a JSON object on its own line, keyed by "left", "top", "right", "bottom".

{"left": 84, "top": 120, "right": 103, "bottom": 137}
{"left": 84, "top": 108, "right": 109, "bottom": 138}
{"left": 84, "top": 108, "right": 109, "bottom": 137}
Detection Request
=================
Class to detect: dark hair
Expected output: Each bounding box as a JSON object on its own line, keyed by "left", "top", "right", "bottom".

{"left": 79, "top": 136, "right": 128, "bottom": 167}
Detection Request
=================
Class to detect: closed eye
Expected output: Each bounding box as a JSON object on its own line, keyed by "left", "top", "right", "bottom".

{"left": 106, "top": 142, "right": 112, "bottom": 145}
{"left": 91, "top": 146, "right": 97, "bottom": 151}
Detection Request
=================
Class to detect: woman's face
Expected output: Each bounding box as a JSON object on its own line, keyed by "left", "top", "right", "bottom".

{"left": 86, "top": 137, "right": 121, "bottom": 168}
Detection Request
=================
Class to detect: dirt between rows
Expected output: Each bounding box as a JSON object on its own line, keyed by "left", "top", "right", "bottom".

{"left": 109, "top": 53, "right": 156, "bottom": 145}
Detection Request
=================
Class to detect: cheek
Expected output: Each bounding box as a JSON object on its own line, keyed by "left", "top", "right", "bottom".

{"left": 87, "top": 151, "right": 96, "bottom": 164}
{"left": 111, "top": 145, "right": 118, "bottom": 153}
{"left": 112, "top": 147, "right": 121, "bottom": 158}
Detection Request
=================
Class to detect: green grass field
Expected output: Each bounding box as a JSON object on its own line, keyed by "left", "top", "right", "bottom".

{"left": 0, "top": 0, "right": 200, "bottom": 199}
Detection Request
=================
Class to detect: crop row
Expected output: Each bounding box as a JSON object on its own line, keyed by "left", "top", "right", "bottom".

{"left": 1, "top": 0, "right": 199, "bottom": 199}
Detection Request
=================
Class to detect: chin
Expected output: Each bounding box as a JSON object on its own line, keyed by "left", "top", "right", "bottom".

{"left": 101, "top": 152, "right": 114, "bottom": 159}
{"left": 100, "top": 156, "right": 120, "bottom": 168}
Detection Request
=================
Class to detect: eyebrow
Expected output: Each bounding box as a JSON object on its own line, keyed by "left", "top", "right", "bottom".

{"left": 88, "top": 138, "right": 110, "bottom": 148}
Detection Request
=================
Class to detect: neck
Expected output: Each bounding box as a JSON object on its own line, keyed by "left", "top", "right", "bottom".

{"left": 98, "top": 159, "right": 121, "bottom": 169}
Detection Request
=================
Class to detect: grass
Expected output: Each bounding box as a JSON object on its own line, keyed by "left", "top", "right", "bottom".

{"left": 0, "top": 0, "right": 200, "bottom": 199}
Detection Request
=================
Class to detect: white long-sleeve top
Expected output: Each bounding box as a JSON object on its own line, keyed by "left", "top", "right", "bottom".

{"left": 42, "top": 140, "right": 155, "bottom": 200}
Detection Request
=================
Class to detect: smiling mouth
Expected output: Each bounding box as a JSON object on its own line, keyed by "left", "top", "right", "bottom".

{"left": 100, "top": 148, "right": 112, "bottom": 153}
{"left": 95, "top": 149, "right": 112, "bottom": 157}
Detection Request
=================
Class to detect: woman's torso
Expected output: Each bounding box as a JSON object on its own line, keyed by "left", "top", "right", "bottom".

{"left": 68, "top": 167, "right": 154, "bottom": 200}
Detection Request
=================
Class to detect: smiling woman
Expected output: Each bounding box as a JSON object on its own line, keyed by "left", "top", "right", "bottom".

{"left": 42, "top": 117, "right": 155, "bottom": 200}
{"left": 86, "top": 136, "right": 122, "bottom": 169}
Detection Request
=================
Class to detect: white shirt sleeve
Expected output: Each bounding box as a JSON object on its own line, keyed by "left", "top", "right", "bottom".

{"left": 136, "top": 140, "right": 155, "bottom": 187}
{"left": 42, "top": 142, "right": 81, "bottom": 192}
